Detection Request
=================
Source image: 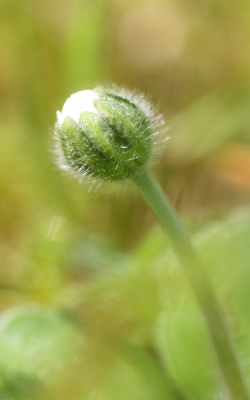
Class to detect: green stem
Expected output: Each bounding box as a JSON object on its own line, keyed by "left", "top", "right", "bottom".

{"left": 132, "top": 168, "right": 249, "bottom": 400}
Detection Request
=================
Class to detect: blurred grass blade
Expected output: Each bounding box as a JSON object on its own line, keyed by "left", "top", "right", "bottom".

{"left": 63, "top": 0, "right": 106, "bottom": 92}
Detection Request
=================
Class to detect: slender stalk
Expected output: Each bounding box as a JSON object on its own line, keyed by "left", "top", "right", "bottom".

{"left": 132, "top": 168, "right": 249, "bottom": 400}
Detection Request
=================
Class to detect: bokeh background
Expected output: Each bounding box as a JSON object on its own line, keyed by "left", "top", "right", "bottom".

{"left": 1, "top": 0, "right": 250, "bottom": 399}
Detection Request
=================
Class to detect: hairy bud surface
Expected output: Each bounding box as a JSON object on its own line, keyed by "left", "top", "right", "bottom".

{"left": 55, "top": 86, "right": 164, "bottom": 182}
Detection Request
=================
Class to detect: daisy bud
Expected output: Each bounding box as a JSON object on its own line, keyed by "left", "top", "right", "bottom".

{"left": 55, "top": 86, "right": 163, "bottom": 182}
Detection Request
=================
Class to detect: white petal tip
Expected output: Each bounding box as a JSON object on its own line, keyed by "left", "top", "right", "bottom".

{"left": 58, "top": 90, "right": 100, "bottom": 125}
{"left": 56, "top": 111, "right": 63, "bottom": 124}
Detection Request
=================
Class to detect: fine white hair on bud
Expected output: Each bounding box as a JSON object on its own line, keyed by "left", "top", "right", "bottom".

{"left": 54, "top": 84, "right": 168, "bottom": 186}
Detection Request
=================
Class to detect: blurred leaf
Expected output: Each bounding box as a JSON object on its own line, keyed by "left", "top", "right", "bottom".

{"left": 0, "top": 307, "right": 83, "bottom": 382}
{"left": 74, "top": 341, "right": 173, "bottom": 400}
{"left": 0, "top": 306, "right": 173, "bottom": 400}
{"left": 192, "top": 212, "right": 250, "bottom": 391}
{"left": 155, "top": 309, "right": 220, "bottom": 400}
{"left": 133, "top": 211, "right": 250, "bottom": 398}
{"left": 0, "top": 375, "right": 46, "bottom": 400}
{"left": 168, "top": 87, "right": 250, "bottom": 164}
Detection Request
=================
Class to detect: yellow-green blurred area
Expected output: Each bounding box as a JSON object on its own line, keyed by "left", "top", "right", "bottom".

{"left": 1, "top": 0, "right": 250, "bottom": 399}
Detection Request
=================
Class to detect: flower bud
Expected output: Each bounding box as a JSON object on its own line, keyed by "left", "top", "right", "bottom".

{"left": 55, "top": 86, "right": 163, "bottom": 182}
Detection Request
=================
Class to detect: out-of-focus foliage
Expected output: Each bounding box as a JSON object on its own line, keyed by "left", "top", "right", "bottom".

{"left": 1, "top": 0, "right": 250, "bottom": 398}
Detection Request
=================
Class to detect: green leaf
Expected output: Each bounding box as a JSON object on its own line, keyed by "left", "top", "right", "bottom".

{"left": 0, "top": 308, "right": 83, "bottom": 384}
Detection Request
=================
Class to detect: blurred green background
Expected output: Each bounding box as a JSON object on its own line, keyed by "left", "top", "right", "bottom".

{"left": 1, "top": 0, "right": 250, "bottom": 399}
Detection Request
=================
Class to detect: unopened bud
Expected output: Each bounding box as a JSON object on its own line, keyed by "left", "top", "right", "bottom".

{"left": 55, "top": 86, "right": 164, "bottom": 182}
